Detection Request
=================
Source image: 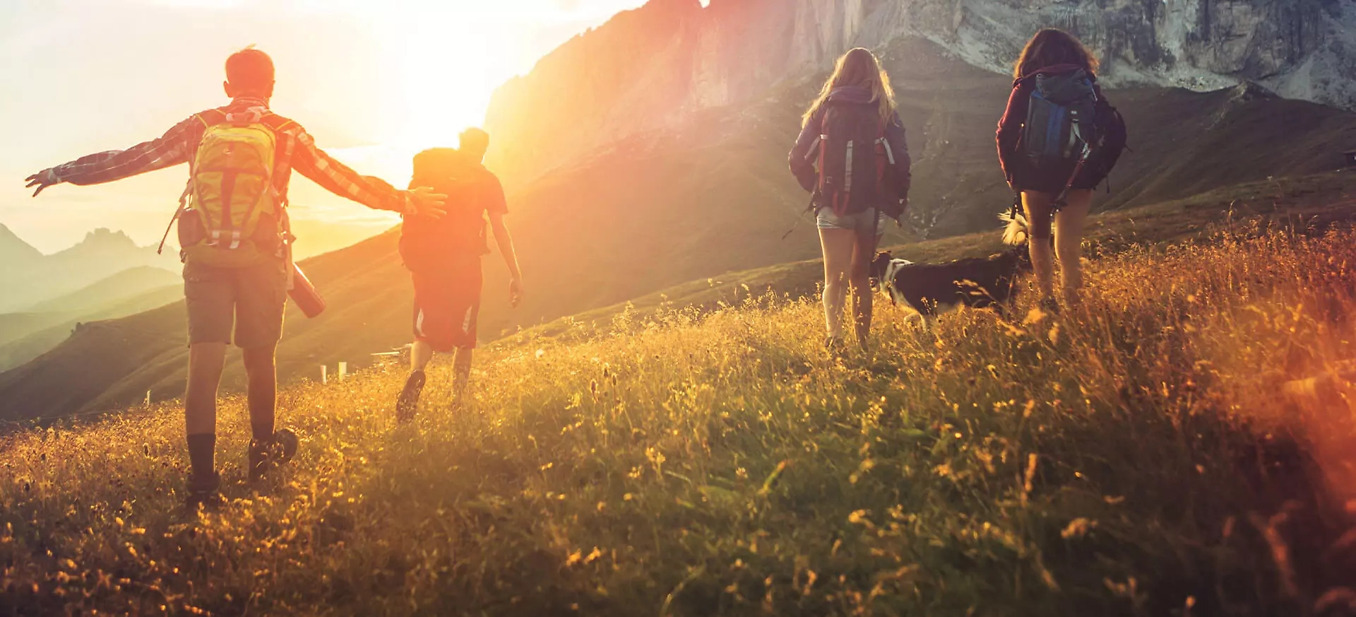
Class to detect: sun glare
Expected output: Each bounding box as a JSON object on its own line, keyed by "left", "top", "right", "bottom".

{"left": 370, "top": 5, "right": 524, "bottom": 153}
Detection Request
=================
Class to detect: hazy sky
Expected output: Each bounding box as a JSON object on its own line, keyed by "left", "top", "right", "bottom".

{"left": 0, "top": 0, "right": 650, "bottom": 253}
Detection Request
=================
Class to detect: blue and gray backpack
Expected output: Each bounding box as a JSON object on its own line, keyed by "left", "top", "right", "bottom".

{"left": 1021, "top": 68, "right": 1101, "bottom": 172}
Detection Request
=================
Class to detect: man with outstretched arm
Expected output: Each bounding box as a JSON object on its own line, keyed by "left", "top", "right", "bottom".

{"left": 395, "top": 128, "right": 523, "bottom": 423}
{"left": 24, "top": 48, "right": 446, "bottom": 506}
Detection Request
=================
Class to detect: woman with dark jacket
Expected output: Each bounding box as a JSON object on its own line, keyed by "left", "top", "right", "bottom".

{"left": 997, "top": 28, "right": 1112, "bottom": 307}
{"left": 789, "top": 47, "right": 911, "bottom": 349}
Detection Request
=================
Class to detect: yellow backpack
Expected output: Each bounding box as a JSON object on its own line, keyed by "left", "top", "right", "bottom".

{"left": 173, "top": 107, "right": 287, "bottom": 267}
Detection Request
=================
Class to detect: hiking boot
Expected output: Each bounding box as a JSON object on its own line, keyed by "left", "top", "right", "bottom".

{"left": 248, "top": 428, "right": 299, "bottom": 482}
{"left": 185, "top": 471, "right": 223, "bottom": 509}
{"left": 396, "top": 370, "right": 426, "bottom": 425}
{"left": 1038, "top": 297, "right": 1062, "bottom": 316}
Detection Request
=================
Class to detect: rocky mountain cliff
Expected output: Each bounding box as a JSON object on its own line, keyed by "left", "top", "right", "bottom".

{"left": 485, "top": 0, "right": 1355, "bottom": 184}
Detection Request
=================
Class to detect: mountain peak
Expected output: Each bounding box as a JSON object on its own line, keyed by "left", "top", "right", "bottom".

{"left": 0, "top": 223, "right": 44, "bottom": 263}
{"left": 80, "top": 228, "right": 136, "bottom": 247}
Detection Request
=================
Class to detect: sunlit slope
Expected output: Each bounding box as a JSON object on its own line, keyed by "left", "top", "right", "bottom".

{"left": 0, "top": 267, "right": 184, "bottom": 372}
{"left": 5, "top": 35, "right": 1356, "bottom": 423}
{"left": 0, "top": 282, "right": 184, "bottom": 373}
{"left": 4, "top": 221, "right": 1356, "bottom": 615}
{"left": 0, "top": 233, "right": 416, "bottom": 423}
{"left": 3, "top": 165, "right": 1354, "bottom": 424}
{"left": 527, "top": 171, "right": 1356, "bottom": 340}
{"left": 24, "top": 266, "right": 180, "bottom": 315}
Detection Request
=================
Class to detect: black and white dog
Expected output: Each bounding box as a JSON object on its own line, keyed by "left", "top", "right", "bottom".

{"left": 870, "top": 213, "right": 1032, "bottom": 317}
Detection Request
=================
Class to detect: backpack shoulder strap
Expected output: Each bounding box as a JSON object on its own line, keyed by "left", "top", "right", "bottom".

{"left": 194, "top": 108, "right": 226, "bottom": 128}
{"left": 259, "top": 112, "right": 296, "bottom": 133}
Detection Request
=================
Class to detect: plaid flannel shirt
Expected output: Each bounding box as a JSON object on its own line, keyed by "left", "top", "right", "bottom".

{"left": 50, "top": 96, "right": 410, "bottom": 214}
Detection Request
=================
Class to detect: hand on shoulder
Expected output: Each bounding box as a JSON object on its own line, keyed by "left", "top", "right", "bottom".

{"left": 406, "top": 186, "right": 447, "bottom": 218}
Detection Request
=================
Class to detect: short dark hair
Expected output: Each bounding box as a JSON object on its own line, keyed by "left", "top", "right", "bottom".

{"left": 459, "top": 128, "right": 490, "bottom": 154}
{"left": 225, "top": 47, "right": 275, "bottom": 92}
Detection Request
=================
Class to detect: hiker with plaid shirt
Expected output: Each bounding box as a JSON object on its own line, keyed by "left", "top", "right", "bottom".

{"left": 24, "top": 48, "right": 447, "bottom": 506}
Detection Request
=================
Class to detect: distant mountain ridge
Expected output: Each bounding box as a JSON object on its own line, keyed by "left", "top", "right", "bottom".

{"left": 0, "top": 226, "right": 178, "bottom": 313}
{"left": 26, "top": 266, "right": 179, "bottom": 316}
{"left": 0, "top": 224, "right": 44, "bottom": 269}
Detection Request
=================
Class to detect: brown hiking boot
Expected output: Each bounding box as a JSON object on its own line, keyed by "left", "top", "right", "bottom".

{"left": 185, "top": 471, "right": 223, "bottom": 509}
{"left": 248, "top": 428, "right": 298, "bottom": 481}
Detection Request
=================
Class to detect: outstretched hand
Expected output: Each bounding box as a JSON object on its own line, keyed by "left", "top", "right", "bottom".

{"left": 406, "top": 186, "right": 447, "bottom": 219}
{"left": 24, "top": 169, "right": 60, "bottom": 197}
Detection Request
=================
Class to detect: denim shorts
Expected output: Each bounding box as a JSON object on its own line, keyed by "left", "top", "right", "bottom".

{"left": 816, "top": 208, "right": 884, "bottom": 235}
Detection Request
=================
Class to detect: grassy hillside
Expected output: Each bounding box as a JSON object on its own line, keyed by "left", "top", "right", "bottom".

{"left": 0, "top": 282, "right": 183, "bottom": 373}
{"left": 3, "top": 167, "right": 1354, "bottom": 424}
{"left": 0, "top": 313, "right": 68, "bottom": 349}
{"left": 528, "top": 170, "right": 1356, "bottom": 340}
{"left": 3, "top": 217, "right": 1356, "bottom": 615}
{"left": 4, "top": 36, "right": 1356, "bottom": 423}
{"left": 25, "top": 266, "right": 179, "bottom": 315}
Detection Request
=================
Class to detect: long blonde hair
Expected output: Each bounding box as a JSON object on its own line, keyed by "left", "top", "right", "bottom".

{"left": 802, "top": 47, "right": 897, "bottom": 127}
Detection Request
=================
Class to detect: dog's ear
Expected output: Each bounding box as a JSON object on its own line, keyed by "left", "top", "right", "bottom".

{"left": 870, "top": 251, "right": 891, "bottom": 285}
{"left": 871, "top": 251, "right": 891, "bottom": 275}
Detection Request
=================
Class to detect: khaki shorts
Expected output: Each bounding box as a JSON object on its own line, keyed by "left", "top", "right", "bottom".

{"left": 184, "top": 258, "right": 287, "bottom": 349}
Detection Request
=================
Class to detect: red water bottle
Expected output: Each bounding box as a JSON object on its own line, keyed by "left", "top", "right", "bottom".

{"left": 289, "top": 264, "right": 326, "bottom": 318}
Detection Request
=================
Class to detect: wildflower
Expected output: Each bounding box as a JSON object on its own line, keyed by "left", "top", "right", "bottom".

{"left": 1060, "top": 518, "right": 1096, "bottom": 539}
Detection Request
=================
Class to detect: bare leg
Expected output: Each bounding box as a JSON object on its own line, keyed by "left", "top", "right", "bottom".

{"left": 819, "top": 228, "right": 856, "bottom": 342}
{"left": 410, "top": 340, "right": 434, "bottom": 373}
{"left": 241, "top": 346, "right": 277, "bottom": 442}
{"left": 848, "top": 230, "right": 880, "bottom": 348}
{"left": 185, "top": 342, "right": 227, "bottom": 481}
{"left": 1022, "top": 191, "right": 1056, "bottom": 302}
{"left": 1054, "top": 189, "right": 1092, "bottom": 303}
{"left": 185, "top": 342, "right": 227, "bottom": 436}
{"left": 452, "top": 346, "right": 473, "bottom": 406}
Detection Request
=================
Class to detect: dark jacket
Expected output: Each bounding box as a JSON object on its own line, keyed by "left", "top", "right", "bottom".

{"left": 789, "top": 86, "right": 912, "bottom": 210}
{"left": 995, "top": 64, "right": 1105, "bottom": 186}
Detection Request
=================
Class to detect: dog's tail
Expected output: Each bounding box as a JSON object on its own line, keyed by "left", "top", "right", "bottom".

{"left": 1000, "top": 210, "right": 1029, "bottom": 246}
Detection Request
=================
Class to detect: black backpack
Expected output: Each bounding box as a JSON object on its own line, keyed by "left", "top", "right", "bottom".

{"left": 816, "top": 102, "right": 890, "bottom": 217}
{"left": 399, "top": 148, "right": 487, "bottom": 271}
{"left": 1021, "top": 69, "right": 1100, "bottom": 171}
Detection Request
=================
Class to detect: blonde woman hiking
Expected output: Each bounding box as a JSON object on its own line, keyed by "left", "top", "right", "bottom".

{"left": 789, "top": 47, "right": 911, "bottom": 350}
{"left": 996, "top": 29, "right": 1126, "bottom": 308}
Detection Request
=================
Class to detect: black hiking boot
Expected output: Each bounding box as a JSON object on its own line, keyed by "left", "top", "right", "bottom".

{"left": 396, "top": 370, "right": 426, "bottom": 425}
{"left": 248, "top": 428, "right": 299, "bottom": 482}
{"left": 185, "top": 471, "right": 223, "bottom": 509}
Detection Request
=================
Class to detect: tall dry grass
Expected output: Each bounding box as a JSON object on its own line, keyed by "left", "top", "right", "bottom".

{"left": 2, "top": 223, "right": 1355, "bottom": 616}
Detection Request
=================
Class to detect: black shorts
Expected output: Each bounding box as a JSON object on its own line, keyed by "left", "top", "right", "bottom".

{"left": 410, "top": 257, "right": 482, "bottom": 352}
{"left": 1011, "top": 160, "right": 1107, "bottom": 195}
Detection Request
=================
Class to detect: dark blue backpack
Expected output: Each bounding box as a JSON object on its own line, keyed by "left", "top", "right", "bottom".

{"left": 1021, "top": 69, "right": 1100, "bottom": 171}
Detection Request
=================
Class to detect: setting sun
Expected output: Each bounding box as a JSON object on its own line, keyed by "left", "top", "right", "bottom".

{"left": 0, "top": 0, "right": 646, "bottom": 254}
